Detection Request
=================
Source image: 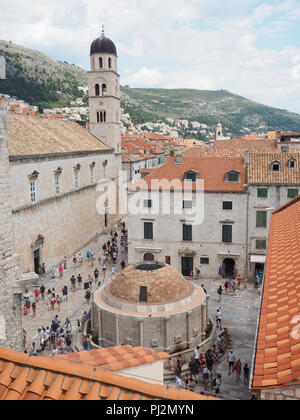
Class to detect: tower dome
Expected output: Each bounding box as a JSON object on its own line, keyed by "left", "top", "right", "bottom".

{"left": 90, "top": 28, "right": 117, "bottom": 56}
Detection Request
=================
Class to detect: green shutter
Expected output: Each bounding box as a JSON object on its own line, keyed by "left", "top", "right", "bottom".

{"left": 287, "top": 189, "right": 299, "bottom": 199}
{"left": 256, "top": 211, "right": 267, "bottom": 228}
{"left": 257, "top": 188, "right": 268, "bottom": 198}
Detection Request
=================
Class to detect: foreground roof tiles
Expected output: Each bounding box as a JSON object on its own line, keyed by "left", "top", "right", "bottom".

{"left": 6, "top": 113, "right": 111, "bottom": 157}
{"left": 252, "top": 196, "right": 300, "bottom": 390}
{"left": 0, "top": 348, "right": 216, "bottom": 400}
{"left": 50, "top": 346, "right": 169, "bottom": 371}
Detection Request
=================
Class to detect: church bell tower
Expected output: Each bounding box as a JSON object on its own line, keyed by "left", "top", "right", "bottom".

{"left": 88, "top": 27, "right": 121, "bottom": 154}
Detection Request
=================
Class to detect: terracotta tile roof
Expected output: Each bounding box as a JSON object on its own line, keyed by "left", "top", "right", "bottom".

{"left": 252, "top": 196, "right": 300, "bottom": 390}
{"left": 0, "top": 348, "right": 217, "bottom": 400}
{"left": 132, "top": 156, "right": 246, "bottom": 192}
{"left": 6, "top": 113, "right": 111, "bottom": 157}
{"left": 211, "top": 139, "right": 278, "bottom": 155}
{"left": 248, "top": 153, "right": 300, "bottom": 184}
{"left": 50, "top": 346, "right": 169, "bottom": 371}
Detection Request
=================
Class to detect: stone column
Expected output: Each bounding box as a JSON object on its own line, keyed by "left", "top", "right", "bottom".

{"left": 98, "top": 310, "right": 102, "bottom": 343}
{"left": 201, "top": 303, "right": 206, "bottom": 341}
{"left": 115, "top": 316, "right": 120, "bottom": 346}
{"left": 206, "top": 295, "right": 210, "bottom": 328}
{"left": 187, "top": 311, "right": 192, "bottom": 348}
{"left": 139, "top": 318, "right": 144, "bottom": 347}
{"left": 165, "top": 316, "right": 171, "bottom": 352}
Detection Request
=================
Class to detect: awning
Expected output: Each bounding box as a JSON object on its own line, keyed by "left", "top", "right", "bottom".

{"left": 250, "top": 255, "right": 266, "bottom": 264}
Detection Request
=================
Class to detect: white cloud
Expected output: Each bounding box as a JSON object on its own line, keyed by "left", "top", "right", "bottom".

{"left": 0, "top": 0, "right": 300, "bottom": 113}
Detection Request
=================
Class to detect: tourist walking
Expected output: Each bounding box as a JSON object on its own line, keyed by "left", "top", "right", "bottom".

{"left": 228, "top": 350, "right": 236, "bottom": 376}
{"left": 235, "top": 359, "right": 242, "bottom": 384}
{"left": 217, "top": 286, "right": 223, "bottom": 303}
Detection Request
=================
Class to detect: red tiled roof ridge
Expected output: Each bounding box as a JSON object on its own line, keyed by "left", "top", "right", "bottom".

{"left": 0, "top": 348, "right": 217, "bottom": 400}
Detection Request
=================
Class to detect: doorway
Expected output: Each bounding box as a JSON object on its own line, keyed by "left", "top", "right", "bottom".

{"left": 105, "top": 211, "right": 108, "bottom": 228}
{"left": 182, "top": 257, "right": 193, "bottom": 277}
{"left": 223, "top": 258, "right": 236, "bottom": 278}
{"left": 34, "top": 249, "right": 40, "bottom": 275}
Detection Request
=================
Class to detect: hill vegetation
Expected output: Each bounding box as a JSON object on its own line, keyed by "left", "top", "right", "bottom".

{"left": 1, "top": 40, "right": 300, "bottom": 135}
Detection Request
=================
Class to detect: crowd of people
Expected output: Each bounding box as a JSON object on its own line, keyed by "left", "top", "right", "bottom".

{"left": 23, "top": 221, "right": 127, "bottom": 357}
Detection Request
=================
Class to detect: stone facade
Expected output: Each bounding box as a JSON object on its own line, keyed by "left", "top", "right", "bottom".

{"left": 0, "top": 106, "right": 23, "bottom": 351}
{"left": 128, "top": 190, "right": 248, "bottom": 279}
{"left": 10, "top": 151, "right": 121, "bottom": 274}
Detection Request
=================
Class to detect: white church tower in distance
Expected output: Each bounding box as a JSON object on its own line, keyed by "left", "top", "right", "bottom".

{"left": 88, "top": 27, "right": 121, "bottom": 154}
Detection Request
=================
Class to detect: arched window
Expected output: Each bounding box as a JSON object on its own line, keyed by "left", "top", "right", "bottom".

{"left": 270, "top": 161, "right": 281, "bottom": 173}
{"left": 226, "top": 171, "right": 240, "bottom": 182}
{"left": 102, "top": 84, "right": 107, "bottom": 95}
{"left": 287, "top": 159, "right": 296, "bottom": 169}
{"left": 99, "top": 57, "right": 103, "bottom": 68}
{"left": 95, "top": 84, "right": 100, "bottom": 96}
{"left": 108, "top": 57, "right": 112, "bottom": 69}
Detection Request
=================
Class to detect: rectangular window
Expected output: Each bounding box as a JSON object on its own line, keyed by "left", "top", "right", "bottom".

{"left": 256, "top": 240, "right": 267, "bottom": 250}
{"left": 144, "top": 222, "right": 153, "bottom": 240}
{"left": 30, "top": 181, "right": 36, "bottom": 203}
{"left": 183, "top": 224, "right": 193, "bottom": 241}
{"left": 222, "top": 225, "right": 232, "bottom": 243}
{"left": 183, "top": 201, "right": 193, "bottom": 209}
{"left": 257, "top": 188, "right": 268, "bottom": 198}
{"left": 165, "top": 256, "right": 171, "bottom": 265}
{"left": 144, "top": 200, "right": 152, "bottom": 208}
{"left": 256, "top": 211, "right": 267, "bottom": 228}
{"left": 200, "top": 258, "right": 210, "bottom": 265}
{"left": 287, "top": 189, "right": 299, "bottom": 199}
{"left": 55, "top": 175, "right": 60, "bottom": 195}
{"left": 223, "top": 201, "right": 233, "bottom": 210}
{"left": 74, "top": 172, "right": 79, "bottom": 188}
{"left": 90, "top": 167, "right": 94, "bottom": 184}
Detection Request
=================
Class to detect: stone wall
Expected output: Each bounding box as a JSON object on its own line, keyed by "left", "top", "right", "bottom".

{"left": 259, "top": 386, "right": 300, "bottom": 400}
{"left": 0, "top": 106, "right": 23, "bottom": 351}
{"left": 128, "top": 191, "right": 248, "bottom": 279}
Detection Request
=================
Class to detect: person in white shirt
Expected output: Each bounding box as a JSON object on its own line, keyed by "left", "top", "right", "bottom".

{"left": 175, "top": 375, "right": 182, "bottom": 390}
{"left": 228, "top": 350, "right": 236, "bottom": 376}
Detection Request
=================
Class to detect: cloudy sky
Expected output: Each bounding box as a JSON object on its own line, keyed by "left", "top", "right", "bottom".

{"left": 1, "top": 0, "right": 300, "bottom": 113}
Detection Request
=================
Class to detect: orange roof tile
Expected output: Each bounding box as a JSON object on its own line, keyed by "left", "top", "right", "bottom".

{"left": 0, "top": 348, "right": 217, "bottom": 400}
{"left": 51, "top": 346, "right": 168, "bottom": 370}
{"left": 252, "top": 196, "right": 300, "bottom": 390}
{"left": 131, "top": 156, "right": 247, "bottom": 193}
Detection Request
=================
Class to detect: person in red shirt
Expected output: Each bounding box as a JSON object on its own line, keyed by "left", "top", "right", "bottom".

{"left": 237, "top": 276, "right": 242, "bottom": 290}
{"left": 34, "top": 289, "right": 39, "bottom": 303}
{"left": 59, "top": 264, "right": 63, "bottom": 278}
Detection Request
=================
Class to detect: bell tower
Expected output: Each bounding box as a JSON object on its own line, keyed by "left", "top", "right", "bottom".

{"left": 88, "top": 27, "right": 121, "bottom": 154}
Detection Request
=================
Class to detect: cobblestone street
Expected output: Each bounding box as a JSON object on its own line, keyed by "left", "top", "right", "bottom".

{"left": 192, "top": 277, "right": 262, "bottom": 400}
{"left": 22, "top": 223, "right": 127, "bottom": 351}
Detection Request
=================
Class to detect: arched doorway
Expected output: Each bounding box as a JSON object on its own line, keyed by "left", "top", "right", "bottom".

{"left": 223, "top": 259, "right": 236, "bottom": 278}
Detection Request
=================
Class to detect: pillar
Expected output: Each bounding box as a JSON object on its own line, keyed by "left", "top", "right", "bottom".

{"left": 115, "top": 316, "right": 120, "bottom": 346}
{"left": 165, "top": 316, "right": 171, "bottom": 352}
{"left": 187, "top": 311, "right": 192, "bottom": 348}
{"left": 201, "top": 303, "right": 206, "bottom": 341}
{"left": 206, "top": 295, "right": 210, "bottom": 328}
{"left": 139, "top": 318, "right": 144, "bottom": 347}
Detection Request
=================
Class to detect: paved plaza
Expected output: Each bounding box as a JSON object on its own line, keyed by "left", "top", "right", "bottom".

{"left": 22, "top": 233, "right": 262, "bottom": 400}
{"left": 22, "top": 224, "right": 127, "bottom": 351}
{"left": 191, "top": 277, "right": 262, "bottom": 400}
